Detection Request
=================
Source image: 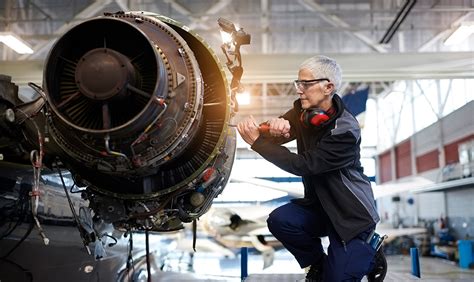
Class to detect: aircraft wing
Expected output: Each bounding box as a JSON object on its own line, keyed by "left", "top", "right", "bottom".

{"left": 376, "top": 226, "right": 428, "bottom": 243}
{"left": 174, "top": 236, "right": 236, "bottom": 258}
{"left": 230, "top": 176, "right": 304, "bottom": 198}
{"left": 232, "top": 175, "right": 472, "bottom": 201}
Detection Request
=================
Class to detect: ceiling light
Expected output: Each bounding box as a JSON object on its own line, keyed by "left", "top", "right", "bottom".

{"left": 444, "top": 22, "right": 474, "bottom": 46}
{"left": 236, "top": 91, "right": 250, "bottom": 105}
{"left": 0, "top": 32, "right": 34, "bottom": 54}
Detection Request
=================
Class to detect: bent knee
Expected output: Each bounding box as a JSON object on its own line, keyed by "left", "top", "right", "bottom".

{"left": 267, "top": 208, "right": 291, "bottom": 233}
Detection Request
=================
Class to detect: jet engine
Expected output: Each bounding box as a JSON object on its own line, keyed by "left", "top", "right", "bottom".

{"left": 0, "top": 12, "right": 241, "bottom": 233}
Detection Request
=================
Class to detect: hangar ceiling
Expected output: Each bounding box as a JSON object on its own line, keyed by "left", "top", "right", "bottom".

{"left": 1, "top": 0, "right": 473, "bottom": 56}
{"left": 0, "top": 0, "right": 473, "bottom": 122}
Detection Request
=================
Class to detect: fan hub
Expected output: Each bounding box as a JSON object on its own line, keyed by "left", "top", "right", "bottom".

{"left": 75, "top": 48, "right": 132, "bottom": 100}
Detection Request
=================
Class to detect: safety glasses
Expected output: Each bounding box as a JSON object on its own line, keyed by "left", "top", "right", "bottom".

{"left": 293, "top": 78, "right": 330, "bottom": 92}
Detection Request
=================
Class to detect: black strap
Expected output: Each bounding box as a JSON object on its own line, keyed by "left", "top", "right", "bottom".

{"left": 192, "top": 219, "right": 197, "bottom": 252}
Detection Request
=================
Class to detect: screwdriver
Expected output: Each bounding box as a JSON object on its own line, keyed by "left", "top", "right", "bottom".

{"left": 228, "top": 122, "right": 270, "bottom": 133}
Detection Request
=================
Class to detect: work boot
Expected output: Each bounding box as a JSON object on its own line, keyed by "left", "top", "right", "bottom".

{"left": 305, "top": 256, "right": 324, "bottom": 282}
{"left": 367, "top": 247, "right": 387, "bottom": 282}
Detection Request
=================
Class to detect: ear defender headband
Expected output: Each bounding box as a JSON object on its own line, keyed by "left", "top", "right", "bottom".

{"left": 300, "top": 108, "right": 330, "bottom": 127}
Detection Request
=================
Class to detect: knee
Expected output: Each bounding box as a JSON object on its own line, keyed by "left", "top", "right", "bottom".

{"left": 267, "top": 208, "right": 287, "bottom": 234}
{"left": 266, "top": 214, "right": 278, "bottom": 235}
{"left": 266, "top": 210, "right": 276, "bottom": 229}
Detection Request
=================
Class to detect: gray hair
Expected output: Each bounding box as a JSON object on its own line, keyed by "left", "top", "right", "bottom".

{"left": 299, "top": 55, "right": 342, "bottom": 94}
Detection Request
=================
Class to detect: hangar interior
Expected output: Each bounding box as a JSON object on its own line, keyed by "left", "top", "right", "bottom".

{"left": 0, "top": 0, "right": 473, "bottom": 281}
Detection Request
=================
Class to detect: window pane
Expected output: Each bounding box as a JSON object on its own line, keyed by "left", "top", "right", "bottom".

{"left": 414, "top": 95, "right": 438, "bottom": 131}
{"left": 396, "top": 99, "right": 414, "bottom": 142}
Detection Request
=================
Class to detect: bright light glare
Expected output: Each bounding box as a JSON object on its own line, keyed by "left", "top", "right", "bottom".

{"left": 236, "top": 91, "right": 250, "bottom": 105}
{"left": 0, "top": 33, "right": 33, "bottom": 54}
{"left": 444, "top": 22, "right": 474, "bottom": 46}
{"left": 219, "top": 30, "right": 232, "bottom": 44}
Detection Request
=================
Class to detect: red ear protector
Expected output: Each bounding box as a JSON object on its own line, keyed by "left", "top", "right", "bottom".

{"left": 300, "top": 109, "right": 330, "bottom": 127}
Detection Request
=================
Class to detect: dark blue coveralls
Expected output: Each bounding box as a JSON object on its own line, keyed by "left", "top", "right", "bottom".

{"left": 251, "top": 95, "right": 380, "bottom": 281}
{"left": 267, "top": 202, "right": 375, "bottom": 281}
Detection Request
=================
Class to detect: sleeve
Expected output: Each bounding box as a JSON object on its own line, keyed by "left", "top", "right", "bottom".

{"left": 251, "top": 125, "right": 359, "bottom": 177}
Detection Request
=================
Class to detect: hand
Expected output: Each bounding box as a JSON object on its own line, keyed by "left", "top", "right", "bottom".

{"left": 237, "top": 115, "right": 260, "bottom": 146}
{"left": 267, "top": 118, "right": 291, "bottom": 138}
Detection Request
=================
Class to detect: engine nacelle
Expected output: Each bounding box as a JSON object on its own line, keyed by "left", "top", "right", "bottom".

{"left": 2, "top": 12, "right": 237, "bottom": 232}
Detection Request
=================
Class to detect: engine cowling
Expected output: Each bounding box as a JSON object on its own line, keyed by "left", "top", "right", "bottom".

{"left": 41, "top": 12, "right": 236, "bottom": 231}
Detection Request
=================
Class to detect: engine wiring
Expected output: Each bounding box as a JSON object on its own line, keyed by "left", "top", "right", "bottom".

{"left": 56, "top": 160, "right": 92, "bottom": 255}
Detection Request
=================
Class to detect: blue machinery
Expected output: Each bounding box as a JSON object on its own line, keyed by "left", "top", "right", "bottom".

{"left": 241, "top": 247, "right": 248, "bottom": 281}
{"left": 410, "top": 247, "right": 421, "bottom": 278}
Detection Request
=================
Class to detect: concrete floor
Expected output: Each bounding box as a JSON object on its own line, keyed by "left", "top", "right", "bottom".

{"left": 152, "top": 253, "right": 474, "bottom": 281}
{"left": 380, "top": 255, "right": 474, "bottom": 281}
{"left": 244, "top": 255, "right": 474, "bottom": 282}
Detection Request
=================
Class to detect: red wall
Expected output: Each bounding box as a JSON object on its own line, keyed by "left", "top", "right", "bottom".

{"left": 378, "top": 135, "right": 474, "bottom": 180}
{"left": 395, "top": 140, "right": 412, "bottom": 178}
{"left": 416, "top": 149, "right": 439, "bottom": 173}
{"left": 444, "top": 135, "right": 474, "bottom": 164}
{"left": 379, "top": 151, "right": 392, "bottom": 183}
